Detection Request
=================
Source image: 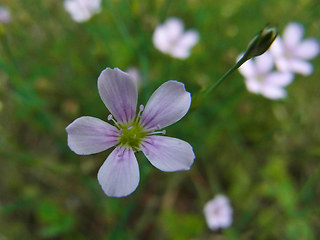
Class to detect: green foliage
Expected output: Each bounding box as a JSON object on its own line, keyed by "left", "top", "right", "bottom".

{"left": 0, "top": 0, "right": 320, "bottom": 239}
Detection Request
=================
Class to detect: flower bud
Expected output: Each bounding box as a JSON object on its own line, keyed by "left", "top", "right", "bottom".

{"left": 243, "top": 25, "right": 278, "bottom": 60}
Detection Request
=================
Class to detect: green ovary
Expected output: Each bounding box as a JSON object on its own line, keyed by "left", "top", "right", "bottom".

{"left": 118, "top": 122, "right": 147, "bottom": 150}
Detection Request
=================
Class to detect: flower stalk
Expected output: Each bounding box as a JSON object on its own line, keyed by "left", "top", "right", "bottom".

{"left": 190, "top": 25, "right": 278, "bottom": 110}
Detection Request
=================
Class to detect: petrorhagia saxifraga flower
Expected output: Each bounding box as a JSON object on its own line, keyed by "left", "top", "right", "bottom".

{"left": 204, "top": 194, "right": 233, "bottom": 231}
{"left": 64, "top": 0, "right": 101, "bottom": 23}
{"left": 66, "top": 68, "right": 195, "bottom": 197}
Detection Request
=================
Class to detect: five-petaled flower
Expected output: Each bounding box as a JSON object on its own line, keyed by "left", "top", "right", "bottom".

{"left": 66, "top": 68, "right": 195, "bottom": 197}
{"left": 238, "top": 52, "right": 294, "bottom": 99}
{"left": 204, "top": 194, "right": 233, "bottom": 231}
{"left": 153, "top": 17, "right": 199, "bottom": 59}
{"left": 270, "top": 22, "right": 320, "bottom": 76}
{"left": 64, "top": 0, "right": 101, "bottom": 23}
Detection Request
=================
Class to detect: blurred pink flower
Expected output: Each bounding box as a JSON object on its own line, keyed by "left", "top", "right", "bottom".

{"left": 153, "top": 17, "right": 199, "bottom": 59}
{"left": 270, "top": 22, "right": 320, "bottom": 76}
{"left": 204, "top": 194, "right": 233, "bottom": 231}
{"left": 0, "top": 6, "right": 10, "bottom": 23}
{"left": 64, "top": 0, "right": 101, "bottom": 23}
{"left": 239, "top": 52, "right": 294, "bottom": 99}
{"left": 66, "top": 68, "right": 195, "bottom": 197}
{"left": 127, "top": 67, "right": 141, "bottom": 88}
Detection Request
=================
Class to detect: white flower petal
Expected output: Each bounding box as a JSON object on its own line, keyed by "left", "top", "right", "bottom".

{"left": 283, "top": 22, "right": 304, "bottom": 50}
{"left": 261, "top": 86, "right": 287, "bottom": 99}
{"left": 269, "top": 37, "right": 285, "bottom": 57}
{"left": 141, "top": 81, "right": 191, "bottom": 131}
{"left": 265, "top": 71, "right": 294, "bottom": 87}
{"left": 66, "top": 116, "right": 119, "bottom": 155}
{"left": 97, "top": 147, "right": 139, "bottom": 197}
{"left": 245, "top": 78, "right": 262, "bottom": 93}
{"left": 289, "top": 59, "right": 313, "bottom": 76}
{"left": 238, "top": 58, "right": 257, "bottom": 78}
{"left": 165, "top": 17, "right": 184, "bottom": 42}
{"left": 141, "top": 135, "right": 195, "bottom": 172}
{"left": 64, "top": 0, "right": 101, "bottom": 22}
{"left": 153, "top": 26, "right": 171, "bottom": 53}
{"left": 178, "top": 30, "right": 199, "bottom": 48}
{"left": 170, "top": 46, "right": 190, "bottom": 59}
{"left": 294, "top": 38, "right": 320, "bottom": 59}
{"left": 170, "top": 30, "right": 199, "bottom": 59}
{"left": 204, "top": 194, "right": 233, "bottom": 231}
{"left": 98, "top": 68, "right": 138, "bottom": 124}
{"left": 255, "top": 52, "right": 274, "bottom": 74}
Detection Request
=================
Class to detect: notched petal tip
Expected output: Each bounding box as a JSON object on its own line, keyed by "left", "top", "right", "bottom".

{"left": 97, "top": 147, "right": 140, "bottom": 197}
{"left": 141, "top": 80, "right": 192, "bottom": 130}
{"left": 98, "top": 67, "right": 138, "bottom": 124}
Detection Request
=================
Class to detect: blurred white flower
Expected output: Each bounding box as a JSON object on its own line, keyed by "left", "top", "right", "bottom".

{"left": 127, "top": 67, "right": 141, "bottom": 88}
{"left": 0, "top": 6, "right": 10, "bottom": 23}
{"left": 270, "top": 22, "right": 320, "bottom": 76}
{"left": 64, "top": 0, "right": 101, "bottom": 23}
{"left": 204, "top": 194, "right": 233, "bottom": 231}
{"left": 238, "top": 52, "right": 294, "bottom": 99}
{"left": 153, "top": 17, "right": 199, "bottom": 59}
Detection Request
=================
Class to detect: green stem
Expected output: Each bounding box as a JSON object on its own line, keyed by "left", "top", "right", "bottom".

{"left": 204, "top": 55, "right": 247, "bottom": 97}
{"left": 190, "top": 55, "right": 248, "bottom": 111}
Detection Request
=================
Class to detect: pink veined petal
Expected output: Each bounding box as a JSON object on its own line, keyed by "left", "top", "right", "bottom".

{"left": 238, "top": 57, "right": 257, "bottom": 78}
{"left": 245, "top": 78, "right": 262, "bottom": 94}
{"left": 98, "top": 68, "right": 138, "bottom": 124}
{"left": 97, "top": 147, "right": 139, "bottom": 197}
{"left": 141, "top": 135, "right": 195, "bottom": 172}
{"left": 288, "top": 58, "right": 313, "bottom": 76}
{"left": 66, "top": 116, "right": 119, "bottom": 155}
{"left": 283, "top": 22, "right": 305, "bottom": 50}
{"left": 255, "top": 52, "right": 274, "bottom": 74}
{"left": 265, "top": 71, "right": 294, "bottom": 87}
{"left": 294, "top": 38, "right": 320, "bottom": 59}
{"left": 141, "top": 81, "right": 191, "bottom": 131}
{"left": 261, "top": 85, "right": 287, "bottom": 100}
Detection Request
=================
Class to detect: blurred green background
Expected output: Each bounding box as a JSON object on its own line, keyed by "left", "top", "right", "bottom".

{"left": 0, "top": 0, "right": 320, "bottom": 239}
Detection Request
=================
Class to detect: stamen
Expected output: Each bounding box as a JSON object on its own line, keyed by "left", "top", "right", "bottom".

{"left": 108, "top": 114, "right": 120, "bottom": 128}
{"left": 127, "top": 125, "right": 133, "bottom": 130}
{"left": 135, "top": 104, "right": 144, "bottom": 123}
{"left": 150, "top": 130, "right": 166, "bottom": 135}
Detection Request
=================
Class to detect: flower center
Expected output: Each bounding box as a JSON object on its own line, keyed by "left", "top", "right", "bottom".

{"left": 118, "top": 121, "right": 147, "bottom": 151}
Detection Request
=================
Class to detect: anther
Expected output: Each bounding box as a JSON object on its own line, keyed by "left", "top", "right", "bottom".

{"left": 107, "top": 114, "right": 120, "bottom": 127}
{"left": 135, "top": 104, "right": 145, "bottom": 123}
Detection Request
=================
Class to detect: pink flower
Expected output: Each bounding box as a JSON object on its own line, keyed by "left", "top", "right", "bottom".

{"left": 204, "top": 194, "right": 233, "bottom": 231}
{"left": 238, "top": 52, "right": 294, "bottom": 99}
{"left": 126, "top": 67, "right": 141, "bottom": 88}
{"left": 153, "top": 17, "right": 199, "bottom": 59}
{"left": 64, "top": 0, "right": 101, "bottom": 23}
{"left": 66, "top": 68, "right": 195, "bottom": 197}
{"left": 270, "top": 22, "right": 320, "bottom": 76}
{"left": 0, "top": 6, "right": 10, "bottom": 23}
